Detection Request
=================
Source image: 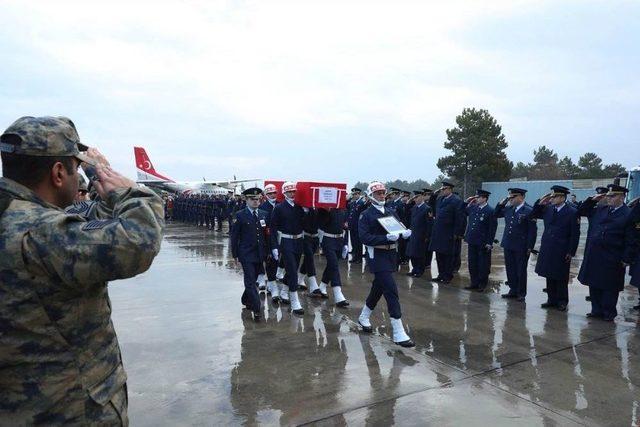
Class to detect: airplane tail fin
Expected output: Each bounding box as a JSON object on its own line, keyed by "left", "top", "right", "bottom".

{"left": 134, "top": 147, "right": 173, "bottom": 182}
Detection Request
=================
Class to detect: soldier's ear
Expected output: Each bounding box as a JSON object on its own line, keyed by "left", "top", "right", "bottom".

{"left": 50, "top": 161, "right": 67, "bottom": 188}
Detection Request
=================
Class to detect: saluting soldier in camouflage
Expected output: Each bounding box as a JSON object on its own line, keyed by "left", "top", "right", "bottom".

{"left": 0, "top": 116, "right": 164, "bottom": 426}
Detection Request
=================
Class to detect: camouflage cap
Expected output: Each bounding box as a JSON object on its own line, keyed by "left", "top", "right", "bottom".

{"left": 0, "top": 116, "right": 95, "bottom": 165}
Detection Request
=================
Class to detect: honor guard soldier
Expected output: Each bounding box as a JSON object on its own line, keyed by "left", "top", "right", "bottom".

{"left": 0, "top": 116, "right": 164, "bottom": 425}
{"left": 230, "top": 188, "right": 270, "bottom": 321}
{"left": 429, "top": 181, "right": 465, "bottom": 283}
{"left": 270, "top": 181, "right": 306, "bottom": 314}
{"left": 347, "top": 187, "right": 366, "bottom": 264}
{"left": 259, "top": 184, "right": 280, "bottom": 300}
{"left": 406, "top": 190, "right": 434, "bottom": 277}
{"left": 357, "top": 181, "right": 415, "bottom": 347}
{"left": 463, "top": 189, "right": 498, "bottom": 291}
{"left": 577, "top": 184, "right": 633, "bottom": 321}
{"left": 532, "top": 186, "right": 580, "bottom": 311}
{"left": 298, "top": 206, "right": 319, "bottom": 291}
{"left": 315, "top": 207, "right": 350, "bottom": 306}
{"left": 495, "top": 188, "right": 537, "bottom": 301}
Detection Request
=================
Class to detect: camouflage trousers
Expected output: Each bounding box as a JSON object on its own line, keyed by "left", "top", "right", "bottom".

{"left": 85, "top": 384, "right": 128, "bottom": 426}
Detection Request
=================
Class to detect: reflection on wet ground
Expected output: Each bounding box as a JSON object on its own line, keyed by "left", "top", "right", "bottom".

{"left": 110, "top": 223, "right": 639, "bottom": 426}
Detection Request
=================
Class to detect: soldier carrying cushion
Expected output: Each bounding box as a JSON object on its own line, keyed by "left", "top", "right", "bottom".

{"left": 0, "top": 116, "right": 164, "bottom": 425}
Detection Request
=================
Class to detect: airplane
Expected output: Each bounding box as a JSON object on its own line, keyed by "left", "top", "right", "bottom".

{"left": 134, "top": 146, "right": 259, "bottom": 195}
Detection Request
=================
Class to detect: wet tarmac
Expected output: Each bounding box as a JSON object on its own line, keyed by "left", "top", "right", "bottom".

{"left": 110, "top": 223, "right": 639, "bottom": 426}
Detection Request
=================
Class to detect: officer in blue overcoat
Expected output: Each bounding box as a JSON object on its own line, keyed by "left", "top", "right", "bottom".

{"left": 406, "top": 190, "right": 433, "bottom": 277}
{"left": 495, "top": 188, "right": 538, "bottom": 301}
{"left": 230, "top": 187, "right": 270, "bottom": 321}
{"left": 578, "top": 184, "right": 633, "bottom": 321}
{"left": 347, "top": 187, "right": 366, "bottom": 264}
{"left": 423, "top": 188, "right": 435, "bottom": 269}
{"left": 532, "top": 185, "right": 580, "bottom": 311}
{"left": 270, "top": 181, "right": 306, "bottom": 314}
{"left": 315, "top": 207, "right": 350, "bottom": 307}
{"left": 357, "top": 181, "right": 414, "bottom": 347}
{"left": 463, "top": 189, "right": 498, "bottom": 291}
{"left": 259, "top": 184, "right": 280, "bottom": 300}
{"left": 628, "top": 198, "right": 640, "bottom": 310}
{"left": 428, "top": 182, "right": 465, "bottom": 283}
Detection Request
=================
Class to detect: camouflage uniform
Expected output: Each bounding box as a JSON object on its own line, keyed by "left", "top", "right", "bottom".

{"left": 0, "top": 116, "right": 164, "bottom": 426}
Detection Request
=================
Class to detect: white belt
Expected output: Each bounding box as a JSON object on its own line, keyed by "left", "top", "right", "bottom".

{"left": 279, "top": 232, "right": 304, "bottom": 239}
{"left": 303, "top": 232, "right": 319, "bottom": 238}
{"left": 321, "top": 232, "right": 344, "bottom": 239}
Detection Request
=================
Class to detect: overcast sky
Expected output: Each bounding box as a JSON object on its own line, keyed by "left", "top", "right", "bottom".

{"left": 0, "top": 0, "right": 638, "bottom": 186}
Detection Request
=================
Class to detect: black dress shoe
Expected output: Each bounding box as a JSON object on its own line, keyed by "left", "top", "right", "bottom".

{"left": 585, "top": 296, "right": 591, "bottom": 301}
{"left": 321, "top": 292, "right": 329, "bottom": 299}
{"left": 336, "top": 300, "right": 350, "bottom": 307}
{"left": 253, "top": 311, "right": 262, "bottom": 321}
{"left": 292, "top": 308, "right": 304, "bottom": 315}
{"left": 439, "top": 279, "right": 451, "bottom": 284}
{"left": 586, "top": 312, "right": 602, "bottom": 318}
{"left": 501, "top": 293, "right": 517, "bottom": 299}
{"left": 280, "top": 298, "right": 291, "bottom": 305}
{"left": 556, "top": 304, "right": 567, "bottom": 312}
{"left": 395, "top": 339, "right": 416, "bottom": 348}
{"left": 271, "top": 296, "right": 280, "bottom": 304}
{"left": 298, "top": 284, "right": 308, "bottom": 291}
{"left": 432, "top": 277, "right": 442, "bottom": 282}
{"left": 358, "top": 321, "right": 373, "bottom": 333}
{"left": 542, "top": 288, "right": 547, "bottom": 293}
{"left": 349, "top": 260, "right": 362, "bottom": 264}
{"left": 541, "top": 302, "right": 555, "bottom": 308}
{"left": 406, "top": 272, "right": 416, "bottom": 277}
{"left": 413, "top": 273, "right": 423, "bottom": 278}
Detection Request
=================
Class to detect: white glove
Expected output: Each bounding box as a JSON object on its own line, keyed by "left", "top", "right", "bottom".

{"left": 341, "top": 245, "right": 349, "bottom": 259}
{"left": 401, "top": 229, "right": 412, "bottom": 239}
{"left": 272, "top": 249, "right": 279, "bottom": 260}
{"left": 302, "top": 207, "right": 309, "bottom": 213}
{"left": 386, "top": 233, "right": 399, "bottom": 242}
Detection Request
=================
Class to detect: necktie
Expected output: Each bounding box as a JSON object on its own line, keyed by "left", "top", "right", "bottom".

{"left": 253, "top": 210, "right": 258, "bottom": 221}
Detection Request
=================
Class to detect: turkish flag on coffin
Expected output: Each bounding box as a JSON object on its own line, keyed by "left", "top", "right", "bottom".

{"left": 295, "top": 182, "right": 348, "bottom": 209}
{"left": 263, "top": 181, "right": 348, "bottom": 209}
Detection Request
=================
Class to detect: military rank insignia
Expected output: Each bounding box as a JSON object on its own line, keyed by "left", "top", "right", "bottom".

{"left": 82, "top": 219, "right": 119, "bottom": 230}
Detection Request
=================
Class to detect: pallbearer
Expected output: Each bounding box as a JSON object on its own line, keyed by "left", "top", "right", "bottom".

{"left": 463, "top": 189, "right": 498, "bottom": 291}
{"left": 270, "top": 181, "right": 305, "bottom": 314}
{"left": 298, "top": 206, "right": 319, "bottom": 291}
{"left": 406, "top": 190, "right": 433, "bottom": 278}
{"left": 532, "top": 185, "right": 580, "bottom": 311}
{"left": 578, "top": 184, "right": 633, "bottom": 321}
{"left": 315, "top": 207, "right": 350, "bottom": 307}
{"left": 357, "top": 181, "right": 415, "bottom": 348}
{"left": 230, "top": 188, "right": 270, "bottom": 321}
{"left": 259, "top": 184, "right": 280, "bottom": 300}
{"left": 495, "top": 188, "right": 537, "bottom": 301}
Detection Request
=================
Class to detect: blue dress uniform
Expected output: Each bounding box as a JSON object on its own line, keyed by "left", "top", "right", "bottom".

{"left": 348, "top": 191, "right": 366, "bottom": 263}
{"left": 406, "top": 197, "right": 434, "bottom": 277}
{"left": 318, "top": 208, "right": 349, "bottom": 291}
{"left": 428, "top": 185, "right": 465, "bottom": 283}
{"left": 577, "top": 185, "right": 633, "bottom": 320}
{"left": 230, "top": 193, "right": 270, "bottom": 317}
{"left": 531, "top": 186, "right": 580, "bottom": 309}
{"left": 259, "top": 198, "right": 278, "bottom": 283}
{"left": 270, "top": 199, "right": 305, "bottom": 293}
{"left": 628, "top": 202, "right": 640, "bottom": 309}
{"left": 464, "top": 193, "right": 498, "bottom": 290}
{"left": 299, "top": 207, "right": 319, "bottom": 283}
{"left": 358, "top": 204, "right": 404, "bottom": 318}
{"left": 495, "top": 189, "right": 538, "bottom": 299}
